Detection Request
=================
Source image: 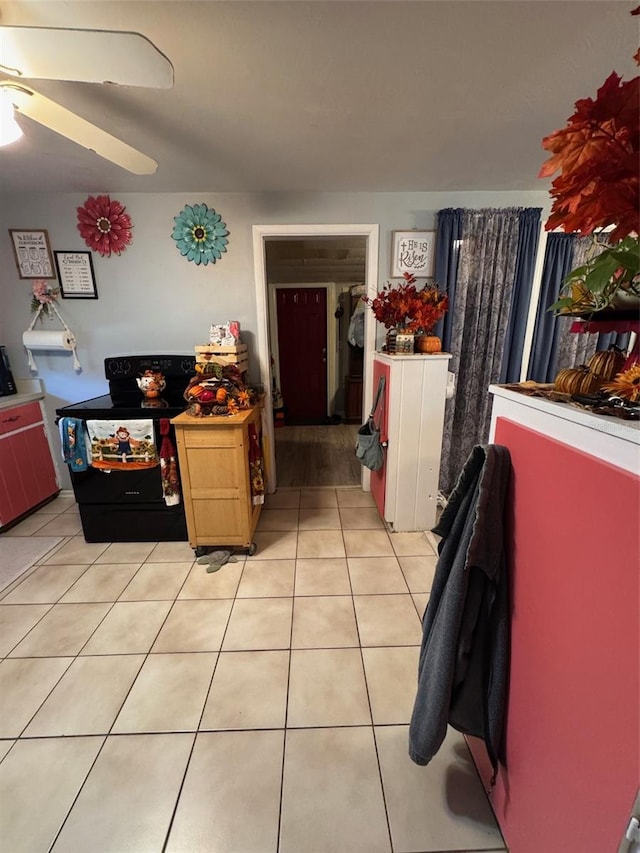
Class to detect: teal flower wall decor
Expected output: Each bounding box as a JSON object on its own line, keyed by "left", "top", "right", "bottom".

{"left": 171, "top": 203, "right": 229, "bottom": 265}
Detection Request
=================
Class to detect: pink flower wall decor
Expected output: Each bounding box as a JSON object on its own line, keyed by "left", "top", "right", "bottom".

{"left": 76, "top": 194, "right": 133, "bottom": 257}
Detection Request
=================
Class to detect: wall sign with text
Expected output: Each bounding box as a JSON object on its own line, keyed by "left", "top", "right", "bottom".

{"left": 9, "top": 229, "right": 55, "bottom": 279}
{"left": 390, "top": 230, "right": 435, "bottom": 278}
{"left": 54, "top": 251, "right": 98, "bottom": 299}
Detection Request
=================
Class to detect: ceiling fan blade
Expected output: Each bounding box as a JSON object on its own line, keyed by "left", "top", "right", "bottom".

{"left": 5, "top": 85, "right": 158, "bottom": 175}
{"left": 0, "top": 26, "right": 173, "bottom": 88}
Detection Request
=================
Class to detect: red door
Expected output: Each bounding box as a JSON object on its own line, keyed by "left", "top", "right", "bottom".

{"left": 276, "top": 287, "right": 327, "bottom": 424}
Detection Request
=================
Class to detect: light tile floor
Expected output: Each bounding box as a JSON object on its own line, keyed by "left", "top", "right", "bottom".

{"left": 0, "top": 490, "right": 506, "bottom": 853}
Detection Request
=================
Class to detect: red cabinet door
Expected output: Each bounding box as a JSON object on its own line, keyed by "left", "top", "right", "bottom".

{"left": 11, "top": 424, "right": 59, "bottom": 510}
{"left": 0, "top": 434, "right": 29, "bottom": 523}
{"left": 276, "top": 287, "right": 328, "bottom": 424}
{"left": 0, "top": 418, "right": 58, "bottom": 526}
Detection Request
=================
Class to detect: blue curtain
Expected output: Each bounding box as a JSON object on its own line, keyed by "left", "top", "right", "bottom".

{"left": 527, "top": 233, "right": 575, "bottom": 382}
{"left": 595, "top": 329, "right": 631, "bottom": 352}
{"left": 433, "top": 208, "right": 462, "bottom": 351}
{"left": 499, "top": 208, "right": 542, "bottom": 382}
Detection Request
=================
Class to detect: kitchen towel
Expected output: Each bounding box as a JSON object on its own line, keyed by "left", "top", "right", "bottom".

{"left": 159, "top": 418, "right": 180, "bottom": 506}
{"left": 85, "top": 420, "right": 159, "bottom": 470}
{"left": 248, "top": 422, "right": 265, "bottom": 505}
{"left": 59, "top": 417, "right": 90, "bottom": 471}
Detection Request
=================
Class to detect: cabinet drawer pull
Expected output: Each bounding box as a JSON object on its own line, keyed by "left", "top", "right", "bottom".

{"left": 2, "top": 415, "right": 19, "bottom": 423}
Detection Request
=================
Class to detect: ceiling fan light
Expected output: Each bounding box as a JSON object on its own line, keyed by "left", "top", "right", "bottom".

{"left": 0, "top": 89, "right": 23, "bottom": 146}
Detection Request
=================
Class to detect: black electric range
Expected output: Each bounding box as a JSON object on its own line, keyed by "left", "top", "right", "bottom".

{"left": 56, "top": 354, "right": 195, "bottom": 543}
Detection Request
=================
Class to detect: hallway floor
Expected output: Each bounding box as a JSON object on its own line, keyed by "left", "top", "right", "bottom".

{"left": 274, "top": 424, "right": 362, "bottom": 487}
{"left": 0, "top": 490, "right": 506, "bottom": 853}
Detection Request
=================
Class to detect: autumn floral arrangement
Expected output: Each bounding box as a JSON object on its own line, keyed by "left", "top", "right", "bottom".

{"left": 365, "top": 272, "right": 449, "bottom": 335}
{"left": 184, "top": 362, "right": 256, "bottom": 417}
{"left": 541, "top": 6, "right": 639, "bottom": 316}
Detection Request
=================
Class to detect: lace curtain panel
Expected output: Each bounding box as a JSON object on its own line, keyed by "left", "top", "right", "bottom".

{"left": 438, "top": 208, "right": 523, "bottom": 496}
{"left": 553, "top": 236, "right": 600, "bottom": 370}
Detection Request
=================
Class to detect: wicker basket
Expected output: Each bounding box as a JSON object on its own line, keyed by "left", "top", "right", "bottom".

{"left": 183, "top": 372, "right": 255, "bottom": 417}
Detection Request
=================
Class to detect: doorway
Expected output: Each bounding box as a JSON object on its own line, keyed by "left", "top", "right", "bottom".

{"left": 252, "top": 224, "right": 380, "bottom": 492}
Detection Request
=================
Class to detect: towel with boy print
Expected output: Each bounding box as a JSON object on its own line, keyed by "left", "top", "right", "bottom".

{"left": 85, "top": 420, "right": 159, "bottom": 470}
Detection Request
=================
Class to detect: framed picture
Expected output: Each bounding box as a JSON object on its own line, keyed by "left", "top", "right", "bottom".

{"left": 9, "top": 229, "right": 55, "bottom": 279}
{"left": 390, "top": 230, "right": 435, "bottom": 278}
{"left": 54, "top": 251, "right": 98, "bottom": 299}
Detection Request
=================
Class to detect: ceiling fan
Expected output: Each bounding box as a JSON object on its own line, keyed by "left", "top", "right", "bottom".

{"left": 0, "top": 25, "right": 174, "bottom": 174}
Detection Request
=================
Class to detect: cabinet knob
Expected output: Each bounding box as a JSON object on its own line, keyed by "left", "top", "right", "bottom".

{"left": 2, "top": 415, "right": 19, "bottom": 423}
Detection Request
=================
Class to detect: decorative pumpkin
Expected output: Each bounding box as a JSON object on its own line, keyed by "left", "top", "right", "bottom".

{"left": 215, "top": 387, "right": 228, "bottom": 403}
{"left": 415, "top": 334, "right": 442, "bottom": 354}
{"left": 554, "top": 366, "right": 603, "bottom": 396}
{"left": 587, "top": 347, "right": 627, "bottom": 381}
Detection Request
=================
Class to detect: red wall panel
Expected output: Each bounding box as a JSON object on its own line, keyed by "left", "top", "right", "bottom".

{"left": 472, "top": 417, "right": 640, "bottom": 853}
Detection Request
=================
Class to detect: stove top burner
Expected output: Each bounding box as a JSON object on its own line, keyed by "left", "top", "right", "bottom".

{"left": 56, "top": 355, "right": 196, "bottom": 420}
{"left": 57, "top": 391, "right": 189, "bottom": 419}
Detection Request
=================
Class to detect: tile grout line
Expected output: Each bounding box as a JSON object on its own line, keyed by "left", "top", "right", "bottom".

{"left": 45, "top": 730, "right": 110, "bottom": 852}
{"left": 342, "top": 511, "right": 396, "bottom": 853}
{"left": 275, "top": 498, "right": 299, "bottom": 853}
{"left": 160, "top": 549, "right": 248, "bottom": 852}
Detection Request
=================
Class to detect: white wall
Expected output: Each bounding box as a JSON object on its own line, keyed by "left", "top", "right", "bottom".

{"left": 0, "top": 189, "right": 551, "bottom": 487}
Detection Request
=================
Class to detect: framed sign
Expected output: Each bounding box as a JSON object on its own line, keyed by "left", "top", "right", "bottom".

{"left": 390, "top": 230, "right": 435, "bottom": 277}
{"left": 9, "top": 229, "right": 55, "bottom": 279}
{"left": 54, "top": 251, "right": 98, "bottom": 299}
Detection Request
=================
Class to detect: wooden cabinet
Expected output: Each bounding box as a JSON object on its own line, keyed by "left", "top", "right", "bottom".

{"left": 369, "top": 352, "right": 451, "bottom": 532}
{"left": 0, "top": 400, "right": 60, "bottom": 527}
{"left": 171, "top": 407, "right": 263, "bottom": 553}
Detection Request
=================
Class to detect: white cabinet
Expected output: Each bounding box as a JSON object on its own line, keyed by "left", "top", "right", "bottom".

{"left": 370, "top": 352, "right": 451, "bottom": 532}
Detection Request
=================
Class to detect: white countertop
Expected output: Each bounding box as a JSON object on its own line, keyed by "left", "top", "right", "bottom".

{"left": 0, "top": 379, "right": 45, "bottom": 411}
{"left": 489, "top": 385, "right": 640, "bottom": 445}
{"left": 489, "top": 384, "right": 640, "bottom": 474}
{"left": 375, "top": 351, "right": 452, "bottom": 362}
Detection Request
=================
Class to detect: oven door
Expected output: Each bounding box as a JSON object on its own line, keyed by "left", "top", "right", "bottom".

{"left": 67, "top": 424, "right": 188, "bottom": 543}
{"left": 70, "top": 465, "right": 163, "bottom": 504}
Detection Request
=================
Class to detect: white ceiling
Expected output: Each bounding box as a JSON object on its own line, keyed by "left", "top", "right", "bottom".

{"left": 0, "top": 0, "right": 636, "bottom": 195}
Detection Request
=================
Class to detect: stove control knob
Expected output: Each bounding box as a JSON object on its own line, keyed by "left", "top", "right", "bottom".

{"left": 106, "top": 358, "right": 130, "bottom": 376}
{"left": 181, "top": 358, "right": 195, "bottom": 374}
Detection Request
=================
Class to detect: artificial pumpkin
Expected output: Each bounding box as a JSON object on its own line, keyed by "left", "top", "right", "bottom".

{"left": 587, "top": 347, "right": 626, "bottom": 381}
{"left": 415, "top": 334, "right": 442, "bottom": 354}
{"left": 215, "top": 387, "right": 228, "bottom": 403}
{"left": 554, "top": 366, "right": 603, "bottom": 396}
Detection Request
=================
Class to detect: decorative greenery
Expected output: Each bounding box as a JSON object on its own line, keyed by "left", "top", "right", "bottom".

{"left": 550, "top": 234, "right": 639, "bottom": 314}
{"left": 365, "top": 272, "right": 448, "bottom": 333}
{"left": 540, "top": 7, "right": 639, "bottom": 315}
{"left": 77, "top": 195, "right": 133, "bottom": 257}
{"left": 30, "top": 279, "right": 60, "bottom": 317}
{"left": 171, "top": 203, "right": 229, "bottom": 265}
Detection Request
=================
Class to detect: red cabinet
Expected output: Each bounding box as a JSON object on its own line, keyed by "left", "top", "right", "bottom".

{"left": 0, "top": 400, "right": 59, "bottom": 527}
